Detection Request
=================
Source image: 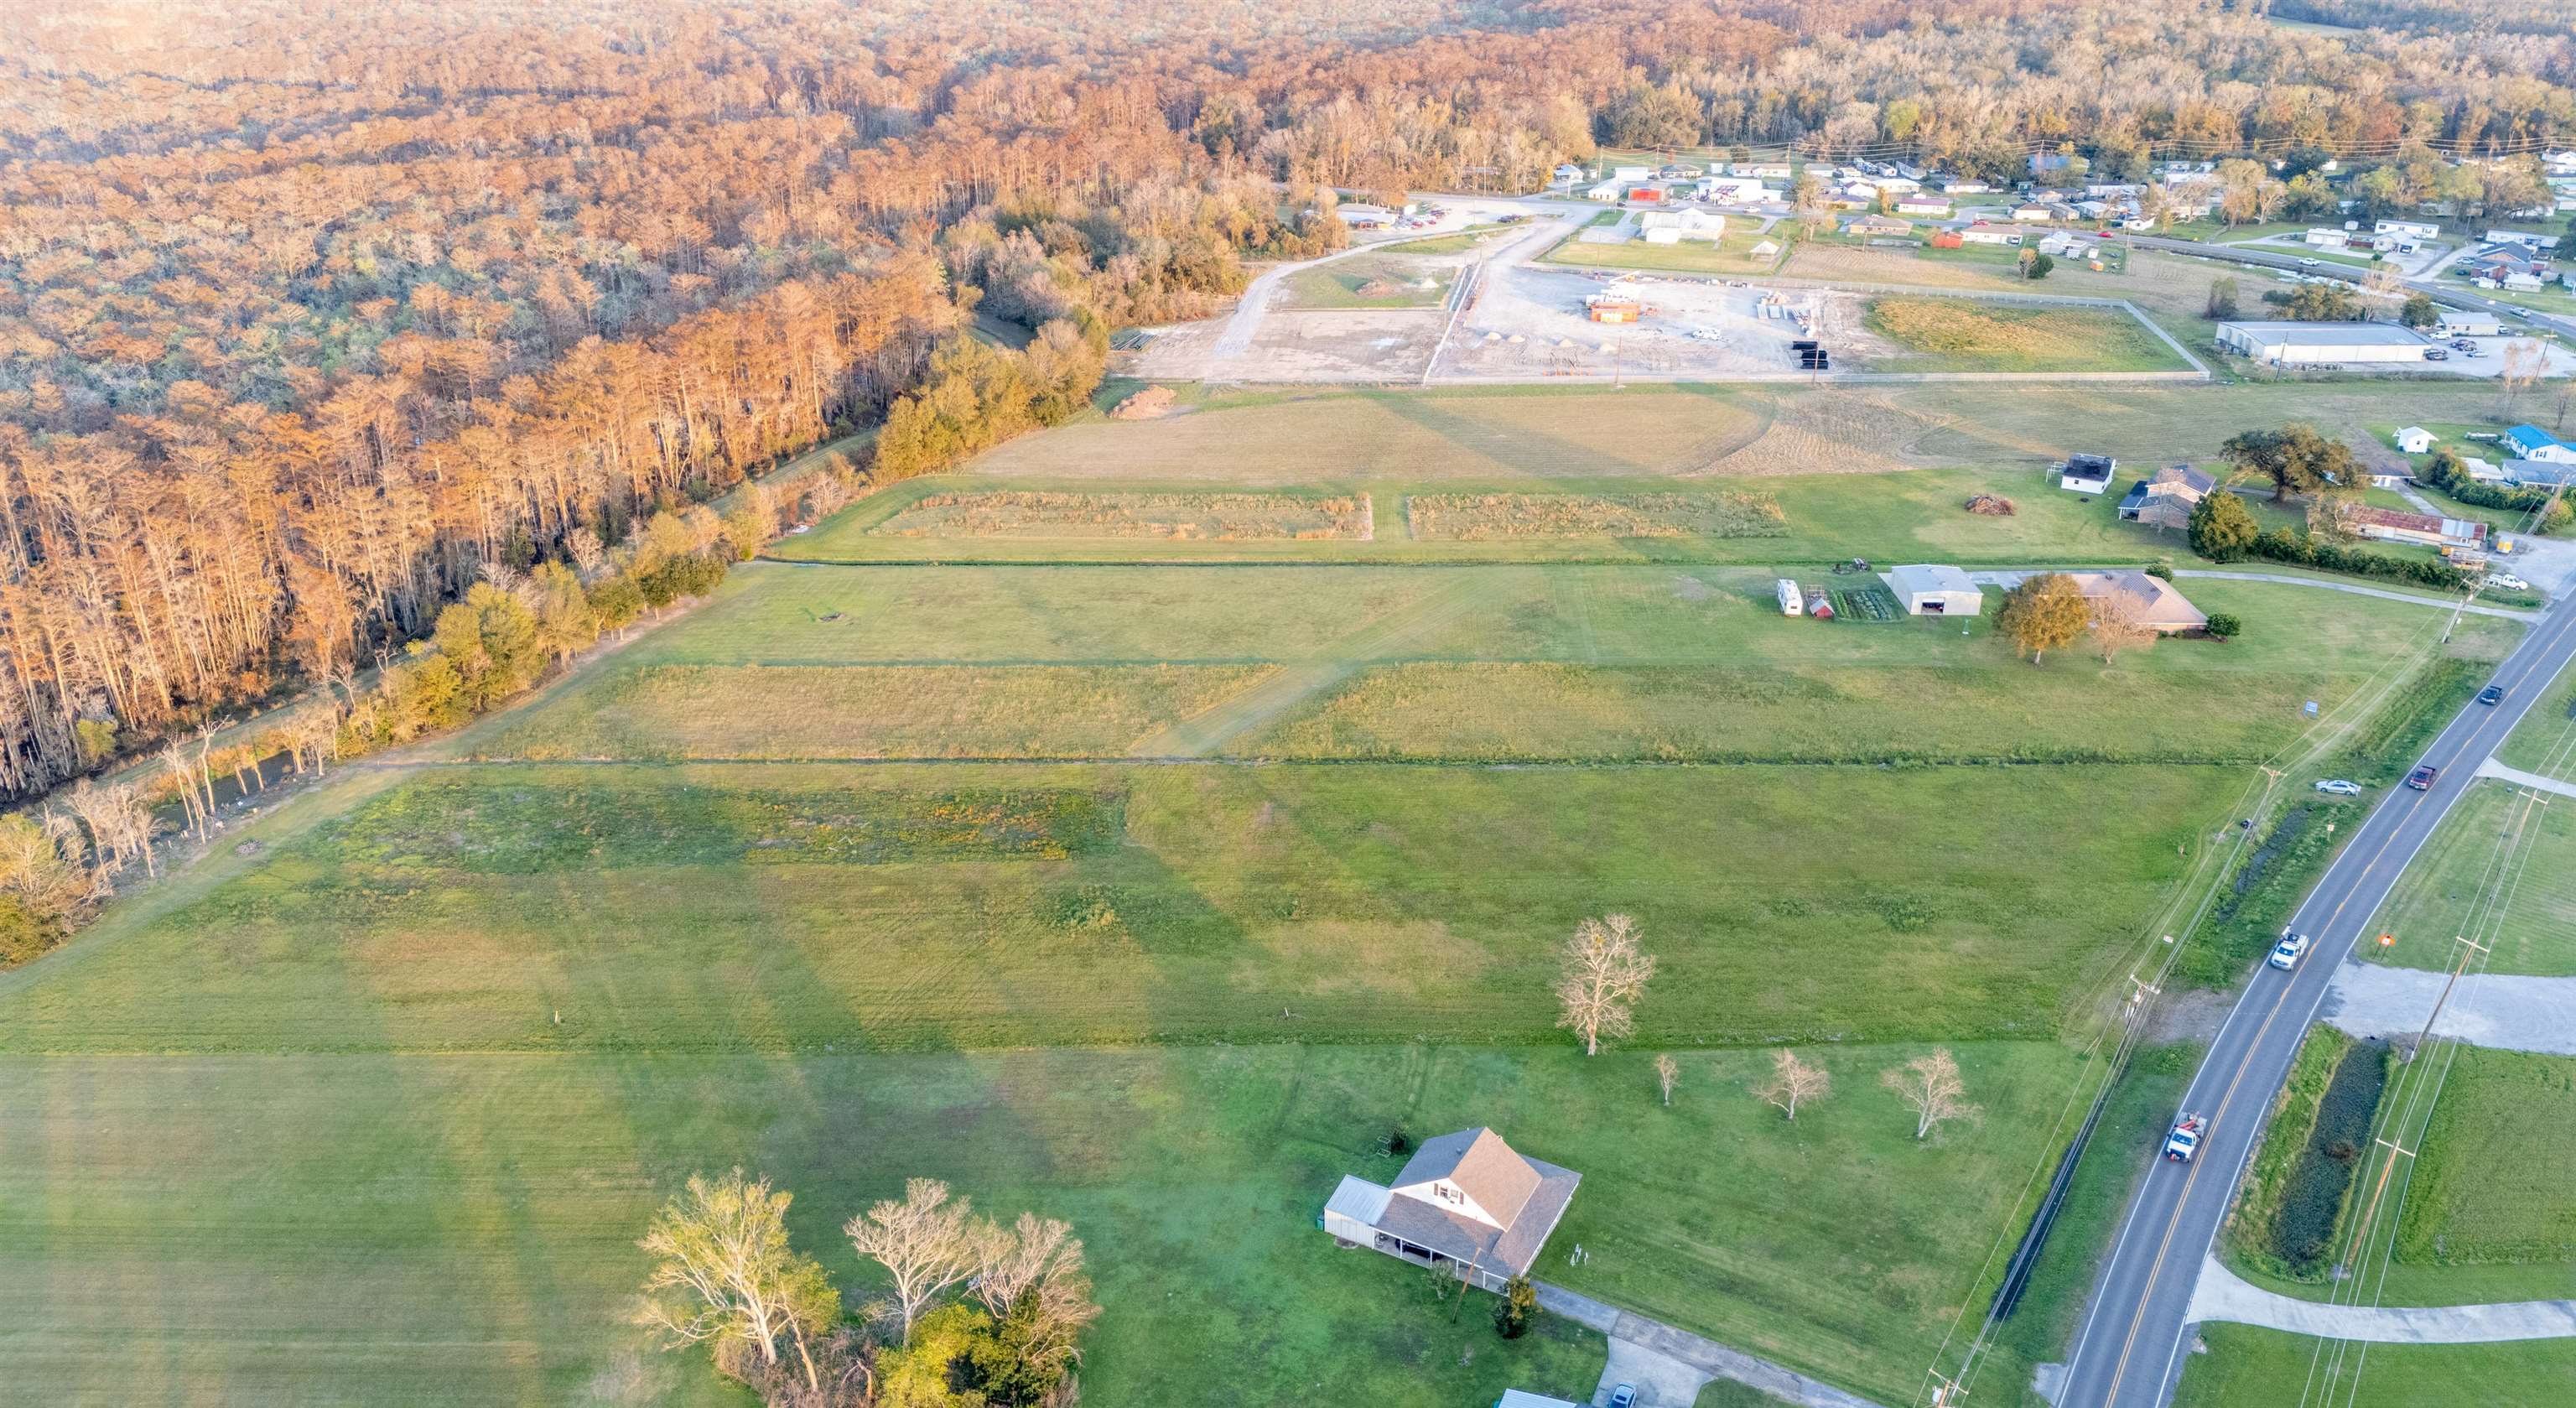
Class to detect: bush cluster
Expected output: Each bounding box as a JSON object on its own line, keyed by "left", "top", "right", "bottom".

{"left": 2418, "top": 450, "right": 2573, "bottom": 534}
{"left": 2271, "top": 1041, "right": 2392, "bottom": 1275}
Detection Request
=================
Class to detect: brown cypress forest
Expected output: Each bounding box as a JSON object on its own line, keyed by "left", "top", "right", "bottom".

{"left": 3, "top": 0, "right": 2574, "bottom": 810}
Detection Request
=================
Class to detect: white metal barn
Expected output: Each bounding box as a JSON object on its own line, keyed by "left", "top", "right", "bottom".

{"left": 2215, "top": 321, "right": 2433, "bottom": 365}
{"left": 1883, "top": 564, "right": 1984, "bottom": 616}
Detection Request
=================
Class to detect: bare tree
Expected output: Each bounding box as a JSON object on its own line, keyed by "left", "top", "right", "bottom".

{"left": 845, "top": 1177, "right": 978, "bottom": 1344}
{"left": 1753, "top": 1047, "right": 1832, "bottom": 1121}
{"left": 1554, "top": 913, "right": 1656, "bottom": 1057}
{"left": 969, "top": 1211, "right": 1100, "bottom": 1382}
{"left": 2499, "top": 340, "right": 2546, "bottom": 413}
{"left": 1654, "top": 1052, "right": 1680, "bottom": 1107}
{"left": 2089, "top": 589, "right": 2159, "bottom": 663}
{"left": 636, "top": 1169, "right": 837, "bottom": 1394}
{"left": 1882, "top": 1048, "right": 1980, "bottom": 1140}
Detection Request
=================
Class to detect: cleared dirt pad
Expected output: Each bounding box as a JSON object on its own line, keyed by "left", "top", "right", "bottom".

{"left": 874, "top": 490, "right": 1374, "bottom": 540}
{"left": 1406, "top": 491, "right": 1786, "bottom": 539}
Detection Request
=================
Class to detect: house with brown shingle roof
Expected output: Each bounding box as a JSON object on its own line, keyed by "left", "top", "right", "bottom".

{"left": 1320, "top": 1127, "right": 1580, "bottom": 1292}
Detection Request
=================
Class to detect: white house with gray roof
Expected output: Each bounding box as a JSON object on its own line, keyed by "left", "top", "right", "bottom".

{"left": 1321, "top": 1127, "right": 1580, "bottom": 1292}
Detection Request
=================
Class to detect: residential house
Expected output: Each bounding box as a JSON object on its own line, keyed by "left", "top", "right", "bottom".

{"left": 2062, "top": 571, "right": 2208, "bottom": 634}
{"left": 2340, "top": 505, "right": 2487, "bottom": 550}
{"left": 2484, "top": 231, "right": 2558, "bottom": 249}
{"left": 2305, "top": 228, "right": 2351, "bottom": 250}
{"left": 1893, "top": 196, "right": 1952, "bottom": 217}
{"left": 1938, "top": 177, "right": 1994, "bottom": 195}
{"left": 2394, "top": 427, "right": 2433, "bottom": 455}
{"left": 1551, "top": 163, "right": 1587, "bottom": 184}
{"left": 2504, "top": 272, "right": 2545, "bottom": 292}
{"left": 1732, "top": 161, "right": 1792, "bottom": 179}
{"left": 2060, "top": 454, "right": 2117, "bottom": 496}
{"left": 2505, "top": 460, "right": 2576, "bottom": 488}
{"left": 2009, "top": 200, "right": 2055, "bottom": 222}
{"left": 1959, "top": 221, "right": 2022, "bottom": 246}
{"left": 2376, "top": 218, "right": 2442, "bottom": 242}
{"left": 1612, "top": 165, "right": 1652, "bottom": 182}
{"left": 1584, "top": 180, "right": 1624, "bottom": 202}
{"left": 2118, "top": 465, "right": 2216, "bottom": 531}
{"left": 2437, "top": 312, "right": 2503, "bottom": 338}
{"left": 2506, "top": 425, "right": 2576, "bottom": 463}
{"left": 1875, "top": 176, "right": 1924, "bottom": 195}
{"left": 1498, "top": 1394, "right": 1583, "bottom": 1408}
{"left": 1321, "top": 1128, "right": 1580, "bottom": 1293}
{"left": 2462, "top": 455, "right": 2505, "bottom": 482}
{"left": 1842, "top": 213, "right": 1912, "bottom": 238}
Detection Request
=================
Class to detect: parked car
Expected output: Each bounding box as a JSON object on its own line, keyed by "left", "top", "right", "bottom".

{"left": 2478, "top": 683, "right": 2506, "bottom": 705}
{"left": 2488, "top": 574, "right": 2528, "bottom": 590}
{"left": 1608, "top": 1385, "right": 1639, "bottom": 1408}
{"left": 2424, "top": 348, "right": 2450, "bottom": 361}
{"left": 2407, "top": 763, "right": 2439, "bottom": 790}
{"left": 2298, "top": 257, "right": 2321, "bottom": 268}
{"left": 2314, "top": 778, "right": 2362, "bottom": 796}
{"left": 2165, "top": 1112, "right": 2207, "bottom": 1161}
{"left": 2452, "top": 339, "right": 2477, "bottom": 351}
{"left": 2270, "top": 930, "right": 2313, "bottom": 970}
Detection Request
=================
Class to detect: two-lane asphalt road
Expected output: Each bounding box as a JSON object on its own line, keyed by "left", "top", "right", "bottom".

{"left": 2126, "top": 234, "right": 2576, "bottom": 340}
{"left": 2057, "top": 591, "right": 2576, "bottom": 1408}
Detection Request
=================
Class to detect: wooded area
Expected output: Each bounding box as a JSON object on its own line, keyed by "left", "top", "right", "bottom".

{"left": 4, "top": 0, "right": 2574, "bottom": 803}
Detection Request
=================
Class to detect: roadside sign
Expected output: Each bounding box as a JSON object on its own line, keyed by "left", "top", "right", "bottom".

{"left": 2378, "top": 933, "right": 2395, "bottom": 948}
{"left": 2304, "top": 700, "right": 2320, "bottom": 717}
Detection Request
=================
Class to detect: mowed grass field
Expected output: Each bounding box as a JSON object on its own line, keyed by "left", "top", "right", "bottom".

{"left": 2364, "top": 780, "right": 2576, "bottom": 977}
{"left": 469, "top": 564, "right": 2506, "bottom": 766}
{"left": 852, "top": 379, "right": 2532, "bottom": 496}
{"left": 0, "top": 383, "right": 2532, "bottom": 1407}
{"left": 0, "top": 759, "right": 2231, "bottom": 1053}
{"left": 1858, "top": 297, "right": 2188, "bottom": 374}
{"left": 2176, "top": 1323, "right": 2576, "bottom": 1408}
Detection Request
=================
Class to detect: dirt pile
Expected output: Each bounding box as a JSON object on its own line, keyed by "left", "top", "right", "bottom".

{"left": 1109, "top": 386, "right": 1178, "bottom": 420}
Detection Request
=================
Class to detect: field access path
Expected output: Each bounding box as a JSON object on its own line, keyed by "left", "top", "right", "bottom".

{"left": 2056, "top": 591, "right": 2576, "bottom": 1408}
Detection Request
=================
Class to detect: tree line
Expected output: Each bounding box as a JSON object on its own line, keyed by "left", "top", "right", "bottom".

{"left": 638, "top": 1171, "right": 1097, "bottom": 1408}
{"left": 9, "top": 0, "right": 2576, "bottom": 804}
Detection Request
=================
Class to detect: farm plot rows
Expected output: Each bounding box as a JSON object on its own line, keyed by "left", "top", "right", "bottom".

{"left": 873, "top": 490, "right": 1374, "bottom": 540}
{"left": 1403, "top": 491, "right": 1786, "bottom": 539}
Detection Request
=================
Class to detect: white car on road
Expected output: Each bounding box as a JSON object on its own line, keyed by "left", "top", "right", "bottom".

{"left": 2269, "top": 931, "right": 2313, "bottom": 970}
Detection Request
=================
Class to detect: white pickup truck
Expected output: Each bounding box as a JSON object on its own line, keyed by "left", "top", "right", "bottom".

{"left": 2164, "top": 1112, "right": 2208, "bottom": 1162}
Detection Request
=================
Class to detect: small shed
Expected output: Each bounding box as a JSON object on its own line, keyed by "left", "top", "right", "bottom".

{"left": 1776, "top": 579, "right": 1804, "bottom": 616}
{"left": 2394, "top": 427, "right": 2434, "bottom": 455}
{"left": 1884, "top": 564, "right": 1984, "bottom": 617}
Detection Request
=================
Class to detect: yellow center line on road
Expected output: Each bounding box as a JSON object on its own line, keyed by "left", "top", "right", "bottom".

{"left": 2095, "top": 597, "right": 2576, "bottom": 1406}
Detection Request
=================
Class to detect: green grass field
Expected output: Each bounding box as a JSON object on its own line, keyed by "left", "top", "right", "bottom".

{"left": 1279, "top": 254, "right": 1454, "bottom": 309}
{"left": 1858, "top": 298, "right": 2188, "bottom": 375}
{"left": 2176, "top": 1323, "right": 2576, "bottom": 1408}
{"left": 2394, "top": 1049, "right": 2576, "bottom": 1284}
{"left": 0, "top": 759, "right": 2236, "bottom": 1054}
{"left": 471, "top": 564, "right": 2506, "bottom": 772}
{"left": 2363, "top": 781, "right": 2576, "bottom": 976}
{"left": 0, "top": 378, "right": 2538, "bottom": 1407}
{"left": 1538, "top": 224, "right": 1793, "bottom": 276}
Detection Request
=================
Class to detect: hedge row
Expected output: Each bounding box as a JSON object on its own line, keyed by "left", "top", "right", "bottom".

{"left": 2243, "top": 527, "right": 2468, "bottom": 590}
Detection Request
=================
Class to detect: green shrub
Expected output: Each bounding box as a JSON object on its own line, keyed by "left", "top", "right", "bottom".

{"left": 2205, "top": 611, "right": 2241, "bottom": 640}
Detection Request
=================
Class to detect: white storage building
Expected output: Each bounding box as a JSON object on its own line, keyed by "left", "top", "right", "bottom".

{"left": 1884, "top": 564, "right": 1985, "bottom": 617}
{"left": 2215, "top": 321, "right": 2433, "bottom": 366}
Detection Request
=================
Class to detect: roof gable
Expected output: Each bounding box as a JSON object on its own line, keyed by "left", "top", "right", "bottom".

{"left": 1393, "top": 1127, "right": 1541, "bottom": 1231}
